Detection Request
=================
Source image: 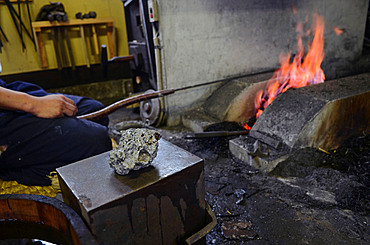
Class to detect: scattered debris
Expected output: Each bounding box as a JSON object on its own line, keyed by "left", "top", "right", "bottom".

{"left": 158, "top": 126, "right": 370, "bottom": 244}
{"left": 221, "top": 220, "right": 257, "bottom": 240}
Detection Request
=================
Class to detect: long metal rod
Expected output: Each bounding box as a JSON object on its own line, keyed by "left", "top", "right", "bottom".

{"left": 77, "top": 69, "right": 277, "bottom": 121}
{"left": 184, "top": 130, "right": 249, "bottom": 139}
{"left": 174, "top": 68, "right": 276, "bottom": 92}
{"left": 77, "top": 89, "right": 175, "bottom": 121}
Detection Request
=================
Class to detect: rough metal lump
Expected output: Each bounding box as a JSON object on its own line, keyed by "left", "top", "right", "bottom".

{"left": 109, "top": 128, "right": 161, "bottom": 175}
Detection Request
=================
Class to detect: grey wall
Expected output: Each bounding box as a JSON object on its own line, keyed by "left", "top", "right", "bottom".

{"left": 156, "top": 0, "right": 368, "bottom": 126}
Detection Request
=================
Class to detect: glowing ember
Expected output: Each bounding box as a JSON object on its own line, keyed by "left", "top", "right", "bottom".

{"left": 332, "top": 27, "right": 343, "bottom": 36}
{"left": 247, "top": 14, "right": 326, "bottom": 129}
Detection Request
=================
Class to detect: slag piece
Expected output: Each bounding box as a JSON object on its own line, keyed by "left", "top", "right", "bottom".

{"left": 109, "top": 128, "right": 161, "bottom": 175}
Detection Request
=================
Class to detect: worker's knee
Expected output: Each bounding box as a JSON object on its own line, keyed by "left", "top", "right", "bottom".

{"left": 68, "top": 96, "right": 109, "bottom": 126}
{"left": 71, "top": 118, "right": 112, "bottom": 154}
{"left": 80, "top": 98, "right": 105, "bottom": 113}
{"left": 66, "top": 95, "right": 104, "bottom": 115}
{"left": 82, "top": 120, "right": 112, "bottom": 152}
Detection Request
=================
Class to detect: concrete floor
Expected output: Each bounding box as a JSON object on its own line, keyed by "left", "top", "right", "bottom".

{"left": 108, "top": 107, "right": 369, "bottom": 244}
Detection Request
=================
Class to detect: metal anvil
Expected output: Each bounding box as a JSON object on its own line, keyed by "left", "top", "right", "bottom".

{"left": 57, "top": 139, "right": 207, "bottom": 244}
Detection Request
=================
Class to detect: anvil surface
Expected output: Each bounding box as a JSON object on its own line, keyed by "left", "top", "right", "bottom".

{"left": 57, "top": 139, "right": 203, "bottom": 213}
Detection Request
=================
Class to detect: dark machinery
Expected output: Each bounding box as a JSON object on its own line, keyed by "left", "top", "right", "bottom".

{"left": 122, "top": 0, "right": 157, "bottom": 92}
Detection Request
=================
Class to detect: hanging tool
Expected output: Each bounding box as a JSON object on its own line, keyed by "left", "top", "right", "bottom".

{"left": 50, "top": 28, "right": 62, "bottom": 70}
{"left": 4, "top": 0, "right": 25, "bottom": 50}
{"left": 50, "top": 26, "right": 75, "bottom": 71}
{"left": 75, "top": 12, "right": 90, "bottom": 67}
{"left": 25, "top": 0, "right": 36, "bottom": 51}
{"left": 5, "top": 0, "right": 35, "bottom": 45}
{"left": 0, "top": 24, "right": 7, "bottom": 54}
{"left": 91, "top": 25, "right": 100, "bottom": 55}
{"left": 56, "top": 27, "right": 68, "bottom": 68}
{"left": 4, "top": 0, "right": 36, "bottom": 49}
{"left": 76, "top": 11, "right": 99, "bottom": 55}
{"left": 89, "top": 12, "right": 99, "bottom": 55}
{"left": 80, "top": 26, "right": 90, "bottom": 68}
{"left": 17, "top": 0, "right": 24, "bottom": 51}
{"left": 0, "top": 25, "right": 8, "bottom": 43}
{"left": 63, "top": 27, "right": 76, "bottom": 70}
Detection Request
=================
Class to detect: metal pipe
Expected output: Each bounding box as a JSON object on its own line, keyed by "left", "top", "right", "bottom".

{"left": 184, "top": 130, "right": 249, "bottom": 139}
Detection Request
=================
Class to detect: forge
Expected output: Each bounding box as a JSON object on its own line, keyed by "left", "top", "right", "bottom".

{"left": 229, "top": 72, "right": 370, "bottom": 172}
{"left": 182, "top": 71, "right": 370, "bottom": 175}
{"left": 179, "top": 8, "right": 369, "bottom": 175}
{"left": 175, "top": 71, "right": 370, "bottom": 243}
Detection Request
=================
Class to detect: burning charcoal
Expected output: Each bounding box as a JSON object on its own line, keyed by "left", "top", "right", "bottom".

{"left": 244, "top": 115, "right": 257, "bottom": 129}
{"left": 109, "top": 128, "right": 161, "bottom": 175}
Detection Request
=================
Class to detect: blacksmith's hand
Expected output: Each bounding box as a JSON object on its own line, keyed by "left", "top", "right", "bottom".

{"left": 31, "top": 94, "right": 78, "bottom": 118}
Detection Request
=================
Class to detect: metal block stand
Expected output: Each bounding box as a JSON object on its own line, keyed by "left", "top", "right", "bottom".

{"left": 57, "top": 139, "right": 214, "bottom": 244}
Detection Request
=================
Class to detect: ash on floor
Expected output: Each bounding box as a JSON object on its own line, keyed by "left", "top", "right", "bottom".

{"left": 109, "top": 110, "right": 369, "bottom": 244}
{"left": 156, "top": 127, "right": 369, "bottom": 244}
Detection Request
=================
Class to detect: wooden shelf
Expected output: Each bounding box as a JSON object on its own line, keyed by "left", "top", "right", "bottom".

{"left": 32, "top": 18, "right": 115, "bottom": 28}
{"left": 32, "top": 18, "right": 115, "bottom": 69}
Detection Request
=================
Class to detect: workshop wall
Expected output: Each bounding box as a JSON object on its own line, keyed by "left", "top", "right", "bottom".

{"left": 0, "top": 0, "right": 129, "bottom": 75}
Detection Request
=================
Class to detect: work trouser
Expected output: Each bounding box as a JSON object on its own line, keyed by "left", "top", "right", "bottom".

{"left": 0, "top": 81, "right": 112, "bottom": 186}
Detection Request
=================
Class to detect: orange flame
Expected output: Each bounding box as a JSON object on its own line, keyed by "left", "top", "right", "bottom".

{"left": 250, "top": 14, "right": 325, "bottom": 126}
{"left": 292, "top": 4, "right": 297, "bottom": 14}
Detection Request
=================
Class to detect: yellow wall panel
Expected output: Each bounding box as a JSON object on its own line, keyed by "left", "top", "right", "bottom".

{"left": 0, "top": 0, "right": 128, "bottom": 75}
